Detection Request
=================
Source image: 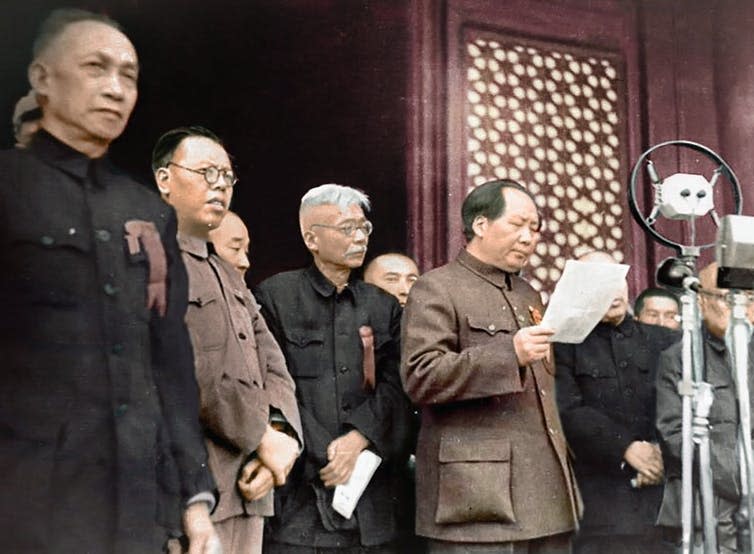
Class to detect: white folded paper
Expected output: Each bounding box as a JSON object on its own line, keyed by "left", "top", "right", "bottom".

{"left": 540, "top": 260, "right": 629, "bottom": 343}
{"left": 332, "top": 450, "right": 382, "bottom": 519}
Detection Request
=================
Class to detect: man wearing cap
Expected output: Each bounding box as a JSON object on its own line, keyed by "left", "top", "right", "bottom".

{"left": 0, "top": 9, "right": 218, "bottom": 553}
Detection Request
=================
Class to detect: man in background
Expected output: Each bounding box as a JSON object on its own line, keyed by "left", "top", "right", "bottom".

{"left": 209, "top": 210, "right": 251, "bottom": 278}
{"left": 12, "top": 89, "right": 42, "bottom": 148}
{"left": 0, "top": 9, "right": 218, "bottom": 552}
{"left": 555, "top": 251, "right": 678, "bottom": 553}
{"left": 656, "top": 262, "right": 754, "bottom": 553}
{"left": 256, "top": 184, "right": 412, "bottom": 553}
{"left": 635, "top": 287, "right": 681, "bottom": 330}
{"left": 153, "top": 125, "right": 302, "bottom": 553}
{"left": 363, "top": 252, "right": 420, "bottom": 308}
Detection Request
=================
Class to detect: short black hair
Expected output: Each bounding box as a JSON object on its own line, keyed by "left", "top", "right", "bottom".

{"left": 634, "top": 287, "right": 681, "bottom": 315}
{"left": 461, "top": 179, "right": 539, "bottom": 242}
{"left": 33, "top": 8, "right": 124, "bottom": 59}
{"left": 151, "top": 126, "right": 223, "bottom": 172}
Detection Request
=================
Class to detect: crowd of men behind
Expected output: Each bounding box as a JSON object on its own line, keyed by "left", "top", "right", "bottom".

{"left": 2, "top": 7, "right": 752, "bottom": 554}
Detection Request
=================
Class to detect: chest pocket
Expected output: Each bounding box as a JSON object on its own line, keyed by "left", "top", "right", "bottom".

{"left": 7, "top": 215, "right": 94, "bottom": 307}
{"left": 187, "top": 290, "right": 227, "bottom": 351}
{"left": 283, "top": 328, "right": 325, "bottom": 378}
{"left": 465, "top": 316, "right": 514, "bottom": 348}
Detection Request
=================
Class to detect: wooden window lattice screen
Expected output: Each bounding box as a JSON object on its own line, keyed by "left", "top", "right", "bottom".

{"left": 463, "top": 30, "right": 627, "bottom": 294}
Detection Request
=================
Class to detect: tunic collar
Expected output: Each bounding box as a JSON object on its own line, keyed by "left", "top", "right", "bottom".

{"left": 594, "top": 313, "right": 637, "bottom": 338}
{"left": 304, "top": 264, "right": 356, "bottom": 302}
{"left": 456, "top": 249, "right": 513, "bottom": 290}
{"left": 29, "top": 129, "right": 113, "bottom": 185}
{"left": 178, "top": 233, "right": 209, "bottom": 259}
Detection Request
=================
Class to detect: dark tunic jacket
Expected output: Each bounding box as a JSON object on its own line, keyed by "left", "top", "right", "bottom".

{"left": 0, "top": 131, "right": 214, "bottom": 553}
{"left": 554, "top": 316, "right": 679, "bottom": 536}
{"left": 255, "top": 266, "right": 412, "bottom": 548}
{"left": 401, "top": 250, "right": 581, "bottom": 544}
{"left": 655, "top": 330, "right": 754, "bottom": 528}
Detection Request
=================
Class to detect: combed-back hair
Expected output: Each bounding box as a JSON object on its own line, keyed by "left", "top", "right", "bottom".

{"left": 461, "top": 179, "right": 539, "bottom": 242}
{"left": 33, "top": 8, "right": 124, "bottom": 59}
{"left": 300, "top": 184, "right": 370, "bottom": 214}
{"left": 635, "top": 287, "right": 681, "bottom": 315}
{"left": 151, "top": 126, "right": 223, "bottom": 172}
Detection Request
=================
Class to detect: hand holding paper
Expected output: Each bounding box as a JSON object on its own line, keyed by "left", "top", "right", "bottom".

{"left": 540, "top": 260, "right": 630, "bottom": 343}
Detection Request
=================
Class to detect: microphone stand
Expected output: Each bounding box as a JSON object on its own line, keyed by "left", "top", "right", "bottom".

{"left": 727, "top": 292, "right": 754, "bottom": 553}
{"left": 679, "top": 269, "right": 718, "bottom": 554}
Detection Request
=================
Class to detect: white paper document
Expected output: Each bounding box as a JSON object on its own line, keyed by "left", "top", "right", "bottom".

{"left": 540, "top": 260, "right": 630, "bottom": 343}
{"left": 332, "top": 450, "right": 382, "bottom": 519}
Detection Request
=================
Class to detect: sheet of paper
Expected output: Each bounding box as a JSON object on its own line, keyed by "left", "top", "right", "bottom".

{"left": 332, "top": 450, "right": 382, "bottom": 519}
{"left": 540, "top": 260, "right": 629, "bottom": 343}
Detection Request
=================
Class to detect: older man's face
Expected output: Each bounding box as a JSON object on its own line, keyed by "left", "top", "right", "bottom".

{"left": 36, "top": 20, "right": 138, "bottom": 147}
{"left": 303, "top": 204, "right": 369, "bottom": 271}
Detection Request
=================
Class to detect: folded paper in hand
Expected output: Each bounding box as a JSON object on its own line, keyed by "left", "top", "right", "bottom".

{"left": 332, "top": 450, "right": 382, "bottom": 519}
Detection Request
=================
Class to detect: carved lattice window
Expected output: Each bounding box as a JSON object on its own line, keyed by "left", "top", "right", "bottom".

{"left": 463, "top": 30, "right": 627, "bottom": 293}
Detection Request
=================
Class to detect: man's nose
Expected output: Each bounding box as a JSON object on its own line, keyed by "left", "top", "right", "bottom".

{"left": 519, "top": 227, "right": 533, "bottom": 243}
{"left": 103, "top": 72, "right": 126, "bottom": 100}
{"left": 238, "top": 252, "right": 250, "bottom": 272}
{"left": 353, "top": 228, "right": 368, "bottom": 242}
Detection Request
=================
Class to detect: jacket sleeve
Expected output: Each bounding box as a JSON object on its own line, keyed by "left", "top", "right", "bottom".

{"left": 554, "top": 342, "right": 634, "bottom": 467}
{"left": 251, "top": 303, "right": 303, "bottom": 447}
{"left": 151, "top": 210, "right": 216, "bottom": 502}
{"left": 344, "top": 297, "right": 411, "bottom": 461}
{"left": 401, "top": 275, "right": 524, "bottom": 406}
{"left": 655, "top": 345, "right": 684, "bottom": 476}
{"left": 254, "top": 284, "right": 334, "bottom": 471}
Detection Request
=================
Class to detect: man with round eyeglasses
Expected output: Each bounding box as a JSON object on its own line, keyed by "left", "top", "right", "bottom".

{"left": 255, "top": 184, "right": 412, "bottom": 553}
{"left": 152, "top": 125, "right": 303, "bottom": 554}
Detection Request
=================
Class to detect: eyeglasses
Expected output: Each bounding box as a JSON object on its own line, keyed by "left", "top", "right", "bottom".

{"left": 310, "top": 220, "right": 373, "bottom": 237}
{"left": 166, "top": 162, "right": 237, "bottom": 189}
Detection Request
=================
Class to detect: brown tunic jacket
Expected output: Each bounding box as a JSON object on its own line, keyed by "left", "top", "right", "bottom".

{"left": 401, "top": 250, "right": 581, "bottom": 543}
{"left": 180, "top": 235, "right": 302, "bottom": 523}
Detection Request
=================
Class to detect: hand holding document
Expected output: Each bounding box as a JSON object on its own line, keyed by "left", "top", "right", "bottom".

{"left": 332, "top": 450, "right": 382, "bottom": 519}
{"left": 540, "top": 260, "right": 629, "bottom": 343}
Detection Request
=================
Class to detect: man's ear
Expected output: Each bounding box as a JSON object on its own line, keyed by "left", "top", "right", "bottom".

{"left": 154, "top": 168, "right": 171, "bottom": 196}
{"left": 28, "top": 61, "right": 50, "bottom": 97}
{"left": 472, "top": 215, "right": 487, "bottom": 238}
{"left": 302, "top": 229, "right": 318, "bottom": 253}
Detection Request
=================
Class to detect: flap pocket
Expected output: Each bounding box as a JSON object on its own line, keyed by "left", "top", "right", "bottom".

{"left": 283, "top": 329, "right": 325, "bottom": 377}
{"left": 435, "top": 436, "right": 515, "bottom": 525}
{"left": 285, "top": 330, "right": 324, "bottom": 348}
{"left": 467, "top": 316, "right": 513, "bottom": 336}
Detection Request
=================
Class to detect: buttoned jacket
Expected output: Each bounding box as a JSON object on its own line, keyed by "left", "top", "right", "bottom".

{"left": 0, "top": 132, "right": 214, "bottom": 553}
{"left": 655, "top": 330, "right": 754, "bottom": 528}
{"left": 255, "top": 266, "right": 411, "bottom": 547}
{"left": 401, "top": 250, "right": 581, "bottom": 544}
{"left": 554, "top": 317, "right": 679, "bottom": 535}
{"left": 180, "top": 236, "right": 302, "bottom": 523}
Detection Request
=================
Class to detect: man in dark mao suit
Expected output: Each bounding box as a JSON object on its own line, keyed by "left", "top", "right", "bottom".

{"left": 555, "top": 251, "right": 679, "bottom": 554}
{"left": 256, "top": 184, "right": 412, "bottom": 553}
{"left": 402, "top": 179, "right": 582, "bottom": 553}
{"left": 0, "top": 8, "right": 218, "bottom": 553}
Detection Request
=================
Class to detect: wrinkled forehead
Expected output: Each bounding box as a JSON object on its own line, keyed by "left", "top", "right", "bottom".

{"left": 44, "top": 20, "right": 137, "bottom": 66}
{"left": 301, "top": 202, "right": 364, "bottom": 224}
{"left": 377, "top": 255, "right": 418, "bottom": 275}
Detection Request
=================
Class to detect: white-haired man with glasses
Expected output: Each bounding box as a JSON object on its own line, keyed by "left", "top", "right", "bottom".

{"left": 255, "top": 184, "right": 412, "bottom": 553}
{"left": 152, "top": 126, "right": 303, "bottom": 554}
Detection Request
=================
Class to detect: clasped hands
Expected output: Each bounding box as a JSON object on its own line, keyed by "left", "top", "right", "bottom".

{"left": 320, "top": 429, "right": 370, "bottom": 488}
{"left": 237, "top": 424, "right": 300, "bottom": 502}
{"left": 624, "top": 440, "right": 664, "bottom": 487}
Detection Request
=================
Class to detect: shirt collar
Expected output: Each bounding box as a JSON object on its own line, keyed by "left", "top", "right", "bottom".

{"left": 304, "top": 265, "right": 356, "bottom": 301}
{"left": 28, "top": 129, "right": 115, "bottom": 186}
{"left": 594, "top": 313, "right": 637, "bottom": 337}
{"left": 457, "top": 249, "right": 513, "bottom": 290}
{"left": 178, "top": 233, "right": 209, "bottom": 259}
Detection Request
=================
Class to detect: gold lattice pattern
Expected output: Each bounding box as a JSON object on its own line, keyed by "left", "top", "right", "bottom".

{"left": 464, "top": 33, "right": 625, "bottom": 294}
